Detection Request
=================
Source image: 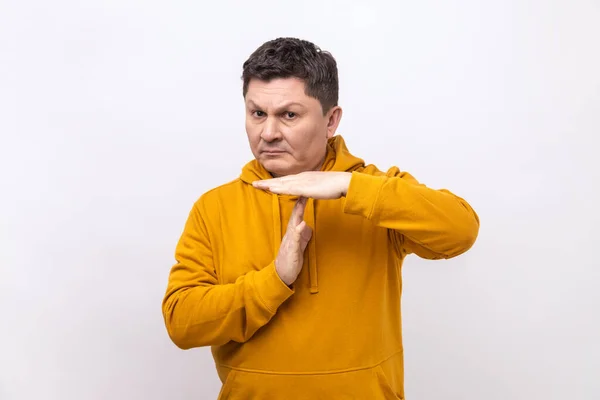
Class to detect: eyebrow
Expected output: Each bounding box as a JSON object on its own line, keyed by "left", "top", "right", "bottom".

{"left": 246, "top": 100, "right": 306, "bottom": 112}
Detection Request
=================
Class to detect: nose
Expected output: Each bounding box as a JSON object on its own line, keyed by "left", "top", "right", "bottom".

{"left": 260, "top": 117, "right": 281, "bottom": 142}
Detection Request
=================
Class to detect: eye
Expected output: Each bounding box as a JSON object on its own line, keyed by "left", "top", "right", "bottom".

{"left": 252, "top": 110, "right": 266, "bottom": 118}
{"left": 283, "top": 112, "right": 297, "bottom": 120}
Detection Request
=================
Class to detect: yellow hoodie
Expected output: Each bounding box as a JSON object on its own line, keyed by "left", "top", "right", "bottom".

{"left": 162, "top": 135, "right": 479, "bottom": 399}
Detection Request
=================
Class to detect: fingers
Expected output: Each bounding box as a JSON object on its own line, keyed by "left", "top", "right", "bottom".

{"left": 288, "top": 196, "right": 307, "bottom": 229}
{"left": 259, "top": 182, "right": 292, "bottom": 195}
{"left": 253, "top": 175, "right": 296, "bottom": 194}
{"left": 286, "top": 198, "right": 312, "bottom": 250}
{"left": 253, "top": 177, "right": 286, "bottom": 190}
{"left": 252, "top": 180, "right": 270, "bottom": 189}
{"left": 296, "top": 221, "right": 313, "bottom": 247}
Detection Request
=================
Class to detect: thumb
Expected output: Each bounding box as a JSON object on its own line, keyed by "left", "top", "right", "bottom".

{"left": 295, "top": 221, "right": 313, "bottom": 249}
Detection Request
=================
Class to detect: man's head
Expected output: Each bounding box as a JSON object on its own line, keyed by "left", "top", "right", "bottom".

{"left": 242, "top": 37, "right": 342, "bottom": 177}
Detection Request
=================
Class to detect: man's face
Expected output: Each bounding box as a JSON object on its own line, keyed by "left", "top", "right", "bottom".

{"left": 244, "top": 77, "right": 342, "bottom": 177}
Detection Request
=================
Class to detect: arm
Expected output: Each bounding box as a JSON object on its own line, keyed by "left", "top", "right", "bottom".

{"left": 343, "top": 166, "right": 480, "bottom": 259}
{"left": 161, "top": 199, "right": 293, "bottom": 349}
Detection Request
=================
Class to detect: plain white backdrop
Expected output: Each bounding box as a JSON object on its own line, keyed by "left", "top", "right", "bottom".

{"left": 1, "top": 0, "right": 599, "bottom": 399}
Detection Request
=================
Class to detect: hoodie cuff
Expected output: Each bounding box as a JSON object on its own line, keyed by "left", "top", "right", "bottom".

{"left": 343, "top": 171, "right": 387, "bottom": 220}
{"left": 253, "top": 262, "right": 294, "bottom": 314}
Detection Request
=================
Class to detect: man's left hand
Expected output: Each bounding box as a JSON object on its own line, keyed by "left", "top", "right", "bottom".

{"left": 252, "top": 171, "right": 352, "bottom": 200}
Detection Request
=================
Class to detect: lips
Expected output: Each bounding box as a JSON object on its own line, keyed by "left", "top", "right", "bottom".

{"left": 262, "top": 150, "right": 286, "bottom": 155}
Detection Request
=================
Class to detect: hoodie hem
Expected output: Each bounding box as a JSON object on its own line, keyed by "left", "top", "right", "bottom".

{"left": 217, "top": 348, "right": 403, "bottom": 375}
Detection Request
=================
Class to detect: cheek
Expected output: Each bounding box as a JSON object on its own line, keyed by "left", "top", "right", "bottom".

{"left": 285, "top": 121, "right": 326, "bottom": 157}
{"left": 245, "top": 121, "right": 260, "bottom": 142}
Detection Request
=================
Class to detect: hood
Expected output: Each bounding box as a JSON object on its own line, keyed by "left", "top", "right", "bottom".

{"left": 239, "top": 135, "right": 365, "bottom": 294}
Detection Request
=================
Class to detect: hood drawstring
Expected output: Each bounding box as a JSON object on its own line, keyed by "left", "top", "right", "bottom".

{"left": 271, "top": 193, "right": 319, "bottom": 294}
{"left": 305, "top": 198, "right": 319, "bottom": 294}
{"left": 272, "top": 194, "right": 282, "bottom": 259}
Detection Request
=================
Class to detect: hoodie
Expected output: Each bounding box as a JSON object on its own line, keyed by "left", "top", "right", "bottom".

{"left": 162, "top": 135, "right": 480, "bottom": 399}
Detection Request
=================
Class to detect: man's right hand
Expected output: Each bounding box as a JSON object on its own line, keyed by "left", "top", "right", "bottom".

{"left": 275, "top": 197, "right": 313, "bottom": 286}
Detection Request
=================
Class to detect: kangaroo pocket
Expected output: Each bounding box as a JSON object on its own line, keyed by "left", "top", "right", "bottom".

{"left": 217, "top": 360, "right": 403, "bottom": 400}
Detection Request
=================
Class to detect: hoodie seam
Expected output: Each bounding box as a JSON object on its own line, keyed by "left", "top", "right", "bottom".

{"left": 201, "top": 177, "right": 243, "bottom": 196}
{"left": 217, "top": 349, "right": 403, "bottom": 376}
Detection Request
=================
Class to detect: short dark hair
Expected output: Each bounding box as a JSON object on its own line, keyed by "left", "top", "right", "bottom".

{"left": 242, "top": 37, "right": 339, "bottom": 114}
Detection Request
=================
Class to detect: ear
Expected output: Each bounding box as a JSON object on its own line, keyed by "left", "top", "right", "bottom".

{"left": 325, "top": 106, "right": 343, "bottom": 139}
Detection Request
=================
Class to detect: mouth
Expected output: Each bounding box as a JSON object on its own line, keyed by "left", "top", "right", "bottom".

{"left": 262, "top": 150, "right": 286, "bottom": 155}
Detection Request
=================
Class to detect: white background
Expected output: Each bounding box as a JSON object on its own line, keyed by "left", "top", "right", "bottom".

{"left": 1, "top": 0, "right": 599, "bottom": 399}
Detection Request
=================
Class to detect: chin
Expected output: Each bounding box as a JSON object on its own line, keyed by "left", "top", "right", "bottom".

{"left": 260, "top": 158, "right": 298, "bottom": 177}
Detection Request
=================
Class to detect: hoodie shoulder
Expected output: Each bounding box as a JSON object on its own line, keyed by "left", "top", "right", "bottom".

{"left": 201, "top": 177, "right": 245, "bottom": 199}
{"left": 193, "top": 177, "right": 246, "bottom": 212}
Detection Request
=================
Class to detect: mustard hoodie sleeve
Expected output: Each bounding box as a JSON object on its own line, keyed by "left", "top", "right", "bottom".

{"left": 343, "top": 166, "right": 480, "bottom": 259}
{"left": 162, "top": 198, "right": 294, "bottom": 350}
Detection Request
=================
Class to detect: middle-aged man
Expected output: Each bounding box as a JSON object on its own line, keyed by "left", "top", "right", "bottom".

{"left": 162, "top": 37, "right": 480, "bottom": 399}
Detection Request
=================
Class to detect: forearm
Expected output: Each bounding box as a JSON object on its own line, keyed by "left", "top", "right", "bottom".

{"left": 343, "top": 170, "right": 479, "bottom": 258}
{"left": 162, "top": 262, "right": 293, "bottom": 349}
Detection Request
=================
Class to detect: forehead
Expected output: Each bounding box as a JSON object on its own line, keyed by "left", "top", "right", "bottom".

{"left": 245, "top": 77, "right": 316, "bottom": 107}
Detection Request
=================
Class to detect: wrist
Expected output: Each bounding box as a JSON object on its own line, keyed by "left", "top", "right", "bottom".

{"left": 341, "top": 172, "right": 352, "bottom": 196}
{"left": 275, "top": 260, "right": 295, "bottom": 286}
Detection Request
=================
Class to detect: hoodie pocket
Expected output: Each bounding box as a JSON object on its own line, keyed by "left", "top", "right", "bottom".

{"left": 217, "top": 369, "right": 238, "bottom": 400}
{"left": 216, "top": 363, "right": 403, "bottom": 400}
{"left": 373, "top": 365, "right": 403, "bottom": 400}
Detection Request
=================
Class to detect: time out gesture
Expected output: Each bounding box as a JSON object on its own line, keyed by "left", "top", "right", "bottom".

{"left": 252, "top": 171, "right": 352, "bottom": 200}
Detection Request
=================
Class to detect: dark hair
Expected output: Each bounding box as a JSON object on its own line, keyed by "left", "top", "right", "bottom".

{"left": 242, "top": 37, "right": 339, "bottom": 114}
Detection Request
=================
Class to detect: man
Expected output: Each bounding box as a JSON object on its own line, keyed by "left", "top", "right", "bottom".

{"left": 162, "top": 37, "right": 479, "bottom": 399}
